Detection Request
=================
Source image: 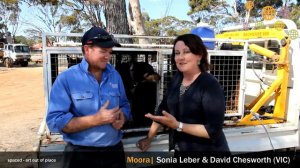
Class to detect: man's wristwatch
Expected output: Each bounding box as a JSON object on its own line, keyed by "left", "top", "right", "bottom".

{"left": 176, "top": 122, "right": 183, "bottom": 132}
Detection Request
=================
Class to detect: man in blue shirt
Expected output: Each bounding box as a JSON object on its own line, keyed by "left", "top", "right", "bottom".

{"left": 46, "top": 27, "right": 131, "bottom": 168}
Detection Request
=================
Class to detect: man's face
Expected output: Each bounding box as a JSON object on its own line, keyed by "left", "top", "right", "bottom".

{"left": 84, "top": 45, "right": 113, "bottom": 71}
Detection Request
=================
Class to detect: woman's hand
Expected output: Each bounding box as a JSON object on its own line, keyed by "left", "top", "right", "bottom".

{"left": 145, "top": 111, "right": 179, "bottom": 129}
{"left": 137, "top": 136, "right": 153, "bottom": 152}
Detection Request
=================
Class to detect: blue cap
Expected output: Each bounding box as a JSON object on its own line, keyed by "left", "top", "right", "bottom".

{"left": 81, "top": 27, "right": 121, "bottom": 48}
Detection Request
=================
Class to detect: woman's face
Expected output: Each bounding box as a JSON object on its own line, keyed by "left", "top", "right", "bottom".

{"left": 174, "top": 41, "right": 201, "bottom": 73}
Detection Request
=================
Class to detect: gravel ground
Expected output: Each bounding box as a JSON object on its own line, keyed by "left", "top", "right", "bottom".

{"left": 0, "top": 63, "right": 44, "bottom": 151}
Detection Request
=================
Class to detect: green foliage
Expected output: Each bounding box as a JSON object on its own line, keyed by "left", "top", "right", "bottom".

{"left": 14, "top": 35, "right": 37, "bottom": 46}
{"left": 289, "top": 3, "right": 300, "bottom": 28}
{"left": 145, "top": 16, "right": 195, "bottom": 36}
{"left": 186, "top": 0, "right": 299, "bottom": 31}
{"left": 0, "top": 0, "right": 21, "bottom": 38}
{"left": 25, "top": 0, "right": 58, "bottom": 6}
{"left": 60, "top": 13, "right": 78, "bottom": 26}
{"left": 67, "top": 25, "right": 83, "bottom": 42}
{"left": 22, "top": 0, "right": 99, "bottom": 36}
{"left": 249, "top": 0, "right": 283, "bottom": 19}
{"left": 187, "top": 0, "right": 224, "bottom": 23}
{"left": 70, "top": 26, "right": 83, "bottom": 33}
{"left": 7, "top": 0, "right": 300, "bottom": 40}
{"left": 142, "top": 12, "right": 150, "bottom": 22}
{"left": 2, "top": 0, "right": 19, "bottom": 4}
{"left": 63, "top": 0, "right": 104, "bottom": 28}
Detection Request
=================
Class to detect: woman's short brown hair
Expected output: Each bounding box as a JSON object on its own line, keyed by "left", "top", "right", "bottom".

{"left": 171, "top": 34, "right": 209, "bottom": 72}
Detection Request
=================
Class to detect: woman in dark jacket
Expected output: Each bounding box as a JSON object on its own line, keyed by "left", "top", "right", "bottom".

{"left": 137, "top": 34, "right": 230, "bottom": 153}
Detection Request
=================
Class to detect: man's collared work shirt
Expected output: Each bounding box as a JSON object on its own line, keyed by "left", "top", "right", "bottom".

{"left": 46, "top": 58, "right": 131, "bottom": 147}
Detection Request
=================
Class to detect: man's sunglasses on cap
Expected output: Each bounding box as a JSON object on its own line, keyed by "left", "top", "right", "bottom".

{"left": 85, "top": 34, "right": 120, "bottom": 46}
{"left": 90, "top": 34, "right": 114, "bottom": 41}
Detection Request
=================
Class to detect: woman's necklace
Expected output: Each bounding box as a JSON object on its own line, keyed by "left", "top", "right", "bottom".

{"left": 180, "top": 83, "right": 190, "bottom": 96}
{"left": 180, "top": 72, "right": 201, "bottom": 96}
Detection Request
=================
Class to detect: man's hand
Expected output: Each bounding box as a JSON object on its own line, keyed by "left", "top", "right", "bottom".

{"left": 93, "top": 100, "right": 120, "bottom": 126}
{"left": 112, "top": 110, "right": 126, "bottom": 130}
{"left": 145, "top": 111, "right": 178, "bottom": 129}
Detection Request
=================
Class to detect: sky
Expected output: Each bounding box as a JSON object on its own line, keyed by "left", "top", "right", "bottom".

{"left": 15, "top": 0, "right": 192, "bottom": 36}
{"left": 138, "top": 0, "right": 191, "bottom": 21}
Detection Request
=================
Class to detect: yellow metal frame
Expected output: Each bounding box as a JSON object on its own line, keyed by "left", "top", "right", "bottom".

{"left": 217, "top": 29, "right": 290, "bottom": 126}
{"left": 238, "top": 40, "right": 290, "bottom": 125}
{"left": 216, "top": 28, "right": 286, "bottom": 40}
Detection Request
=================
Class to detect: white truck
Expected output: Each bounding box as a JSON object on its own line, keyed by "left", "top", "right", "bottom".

{"left": 37, "top": 19, "right": 300, "bottom": 167}
{"left": 0, "top": 43, "right": 31, "bottom": 67}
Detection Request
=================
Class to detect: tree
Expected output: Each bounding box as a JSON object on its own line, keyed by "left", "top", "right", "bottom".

{"left": 0, "top": 17, "right": 7, "bottom": 40}
{"left": 187, "top": 0, "right": 227, "bottom": 23}
{"left": 128, "top": 0, "right": 148, "bottom": 44}
{"left": 62, "top": 1, "right": 132, "bottom": 36}
{"left": 23, "top": 2, "right": 66, "bottom": 41}
{"left": 187, "top": 0, "right": 242, "bottom": 32}
{"left": 103, "top": 0, "right": 130, "bottom": 34}
{"left": 289, "top": 1, "right": 300, "bottom": 27}
{"left": 236, "top": 0, "right": 283, "bottom": 20}
{"left": 145, "top": 16, "right": 195, "bottom": 37}
{"left": 0, "top": 0, "right": 21, "bottom": 42}
{"left": 187, "top": 0, "right": 293, "bottom": 31}
{"left": 14, "top": 35, "right": 36, "bottom": 45}
{"left": 24, "top": 0, "right": 104, "bottom": 32}
{"left": 21, "top": 0, "right": 132, "bottom": 45}
{"left": 63, "top": 0, "right": 105, "bottom": 28}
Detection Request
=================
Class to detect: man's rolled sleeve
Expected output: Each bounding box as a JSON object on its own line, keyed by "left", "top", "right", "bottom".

{"left": 121, "top": 107, "right": 131, "bottom": 121}
{"left": 119, "top": 95, "right": 131, "bottom": 121}
{"left": 46, "top": 74, "right": 73, "bottom": 133}
{"left": 118, "top": 75, "right": 132, "bottom": 121}
{"left": 47, "top": 111, "right": 73, "bottom": 133}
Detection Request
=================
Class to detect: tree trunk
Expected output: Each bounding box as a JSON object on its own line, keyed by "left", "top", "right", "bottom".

{"left": 103, "top": 0, "right": 130, "bottom": 34}
{"left": 128, "top": 0, "right": 149, "bottom": 44}
{"left": 103, "top": 0, "right": 132, "bottom": 44}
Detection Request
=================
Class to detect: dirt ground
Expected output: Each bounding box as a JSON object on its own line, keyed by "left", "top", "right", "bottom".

{"left": 0, "top": 63, "right": 45, "bottom": 151}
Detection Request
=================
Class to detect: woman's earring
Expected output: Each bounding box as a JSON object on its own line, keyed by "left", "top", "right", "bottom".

{"left": 198, "top": 60, "right": 201, "bottom": 65}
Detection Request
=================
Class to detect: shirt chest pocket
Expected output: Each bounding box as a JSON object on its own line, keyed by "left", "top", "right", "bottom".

{"left": 71, "top": 92, "right": 95, "bottom": 114}
{"left": 101, "top": 92, "right": 120, "bottom": 109}
{"left": 72, "top": 92, "right": 93, "bottom": 100}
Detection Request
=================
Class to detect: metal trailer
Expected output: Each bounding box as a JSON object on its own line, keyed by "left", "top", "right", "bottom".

{"left": 215, "top": 19, "right": 300, "bottom": 151}
{"left": 37, "top": 19, "right": 300, "bottom": 166}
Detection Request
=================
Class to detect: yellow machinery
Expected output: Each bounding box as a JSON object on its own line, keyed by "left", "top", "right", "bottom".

{"left": 217, "top": 28, "right": 290, "bottom": 126}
